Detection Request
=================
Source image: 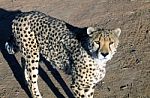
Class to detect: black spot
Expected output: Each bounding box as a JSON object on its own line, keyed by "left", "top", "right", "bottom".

{"left": 27, "top": 55, "right": 31, "bottom": 58}
{"left": 32, "top": 81, "right": 36, "bottom": 83}
{"left": 39, "top": 26, "right": 42, "bottom": 30}
{"left": 25, "top": 34, "right": 28, "bottom": 37}
{"left": 31, "top": 23, "right": 33, "bottom": 26}
{"left": 29, "top": 31, "right": 32, "bottom": 34}
{"left": 21, "top": 19, "right": 23, "bottom": 22}
{"left": 77, "top": 87, "right": 82, "bottom": 90}
{"left": 17, "top": 31, "right": 20, "bottom": 34}
{"left": 33, "top": 45, "right": 36, "bottom": 48}
{"left": 30, "top": 34, "right": 33, "bottom": 37}
{"left": 75, "top": 90, "right": 79, "bottom": 94}
{"left": 33, "top": 53, "right": 37, "bottom": 55}
{"left": 33, "top": 75, "right": 36, "bottom": 78}
{"left": 32, "top": 20, "right": 35, "bottom": 23}
{"left": 23, "top": 39, "right": 26, "bottom": 42}
{"left": 88, "top": 95, "right": 91, "bottom": 97}
{"left": 25, "top": 27, "right": 28, "bottom": 30}
{"left": 81, "top": 95, "right": 84, "bottom": 98}
{"left": 23, "top": 24, "right": 26, "bottom": 26}
{"left": 45, "top": 29, "right": 48, "bottom": 32}
{"left": 36, "top": 23, "right": 39, "bottom": 26}
{"left": 20, "top": 32, "right": 23, "bottom": 37}
{"left": 34, "top": 16, "right": 37, "bottom": 18}
{"left": 25, "top": 44, "right": 28, "bottom": 46}
{"left": 36, "top": 28, "right": 39, "bottom": 31}
{"left": 24, "top": 18, "right": 27, "bottom": 21}
{"left": 32, "top": 67, "right": 35, "bottom": 70}
{"left": 52, "top": 30, "right": 55, "bottom": 33}
{"left": 23, "top": 52, "right": 26, "bottom": 56}
{"left": 27, "top": 68, "right": 31, "bottom": 72}
{"left": 31, "top": 60, "right": 35, "bottom": 63}
{"left": 16, "top": 28, "right": 19, "bottom": 30}
{"left": 83, "top": 55, "right": 87, "bottom": 58}
{"left": 34, "top": 91, "right": 36, "bottom": 93}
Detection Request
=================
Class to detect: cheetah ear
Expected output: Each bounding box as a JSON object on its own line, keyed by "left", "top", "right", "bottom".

{"left": 87, "top": 27, "right": 95, "bottom": 36}
{"left": 112, "top": 28, "right": 121, "bottom": 37}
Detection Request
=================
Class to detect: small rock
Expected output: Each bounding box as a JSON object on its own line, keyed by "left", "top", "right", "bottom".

{"left": 136, "top": 59, "right": 141, "bottom": 64}
{"left": 120, "top": 85, "right": 128, "bottom": 90}
{"left": 130, "top": 49, "right": 136, "bottom": 53}
{"left": 107, "top": 87, "right": 110, "bottom": 91}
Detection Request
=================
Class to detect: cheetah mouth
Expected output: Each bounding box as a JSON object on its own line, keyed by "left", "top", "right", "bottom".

{"left": 97, "top": 54, "right": 112, "bottom": 62}
{"left": 99, "top": 58, "right": 108, "bottom": 61}
{"left": 91, "top": 52, "right": 111, "bottom": 61}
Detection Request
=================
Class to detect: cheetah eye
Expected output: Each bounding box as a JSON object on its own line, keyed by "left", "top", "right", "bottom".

{"left": 95, "top": 41, "right": 100, "bottom": 44}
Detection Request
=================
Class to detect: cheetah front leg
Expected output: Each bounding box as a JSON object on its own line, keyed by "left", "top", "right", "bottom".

{"left": 71, "top": 84, "right": 95, "bottom": 98}
{"left": 84, "top": 87, "right": 95, "bottom": 98}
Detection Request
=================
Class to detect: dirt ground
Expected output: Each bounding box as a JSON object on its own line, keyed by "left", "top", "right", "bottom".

{"left": 0, "top": 0, "right": 150, "bottom": 98}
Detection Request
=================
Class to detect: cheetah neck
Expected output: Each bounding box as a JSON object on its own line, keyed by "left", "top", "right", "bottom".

{"left": 94, "top": 58, "right": 107, "bottom": 67}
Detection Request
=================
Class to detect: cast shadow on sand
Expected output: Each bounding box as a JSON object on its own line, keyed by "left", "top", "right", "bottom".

{"left": 0, "top": 8, "right": 74, "bottom": 98}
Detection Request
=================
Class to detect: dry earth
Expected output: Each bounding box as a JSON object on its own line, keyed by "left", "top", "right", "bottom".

{"left": 0, "top": 0, "right": 150, "bottom": 98}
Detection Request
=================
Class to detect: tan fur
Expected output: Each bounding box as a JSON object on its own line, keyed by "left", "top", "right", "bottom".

{"left": 87, "top": 27, "right": 121, "bottom": 61}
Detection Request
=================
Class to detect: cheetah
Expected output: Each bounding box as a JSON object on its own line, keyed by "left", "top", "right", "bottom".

{"left": 5, "top": 11, "right": 121, "bottom": 98}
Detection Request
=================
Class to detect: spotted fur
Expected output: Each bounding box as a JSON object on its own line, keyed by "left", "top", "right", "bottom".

{"left": 5, "top": 11, "right": 121, "bottom": 98}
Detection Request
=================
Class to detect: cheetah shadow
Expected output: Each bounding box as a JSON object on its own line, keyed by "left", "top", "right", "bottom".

{"left": 0, "top": 8, "right": 74, "bottom": 98}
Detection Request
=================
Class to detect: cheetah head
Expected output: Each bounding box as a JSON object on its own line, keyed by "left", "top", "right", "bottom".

{"left": 87, "top": 27, "right": 121, "bottom": 62}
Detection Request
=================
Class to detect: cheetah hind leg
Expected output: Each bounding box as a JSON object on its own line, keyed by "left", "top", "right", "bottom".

{"left": 23, "top": 52, "right": 42, "bottom": 98}
{"left": 21, "top": 57, "right": 31, "bottom": 87}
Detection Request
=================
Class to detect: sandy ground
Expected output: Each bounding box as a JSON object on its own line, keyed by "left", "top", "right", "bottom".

{"left": 0, "top": 0, "right": 150, "bottom": 98}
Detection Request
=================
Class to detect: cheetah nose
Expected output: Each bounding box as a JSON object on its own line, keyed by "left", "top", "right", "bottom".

{"left": 101, "top": 53, "right": 109, "bottom": 57}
